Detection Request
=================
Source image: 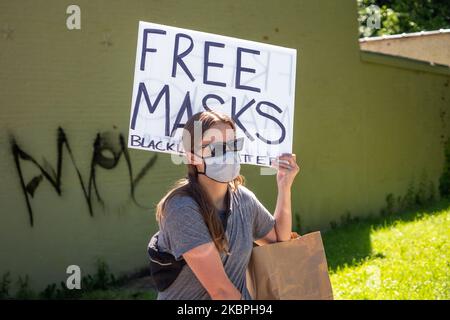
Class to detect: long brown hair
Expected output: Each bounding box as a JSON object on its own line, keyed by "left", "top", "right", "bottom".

{"left": 155, "top": 110, "right": 245, "bottom": 255}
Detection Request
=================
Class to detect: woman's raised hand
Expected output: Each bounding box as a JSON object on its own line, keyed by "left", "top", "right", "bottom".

{"left": 271, "top": 153, "right": 300, "bottom": 191}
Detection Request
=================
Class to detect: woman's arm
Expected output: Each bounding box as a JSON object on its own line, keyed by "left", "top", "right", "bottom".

{"left": 273, "top": 153, "right": 300, "bottom": 241}
{"left": 182, "top": 242, "right": 242, "bottom": 300}
{"left": 255, "top": 153, "right": 300, "bottom": 244}
{"left": 273, "top": 186, "right": 293, "bottom": 241}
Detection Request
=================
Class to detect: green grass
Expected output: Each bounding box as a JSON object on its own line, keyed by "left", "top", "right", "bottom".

{"left": 323, "top": 198, "right": 450, "bottom": 300}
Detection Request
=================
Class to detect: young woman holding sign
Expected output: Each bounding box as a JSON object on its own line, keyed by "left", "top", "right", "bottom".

{"left": 151, "top": 110, "right": 299, "bottom": 300}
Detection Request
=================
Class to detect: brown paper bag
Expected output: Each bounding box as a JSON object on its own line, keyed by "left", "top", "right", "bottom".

{"left": 246, "top": 231, "right": 333, "bottom": 300}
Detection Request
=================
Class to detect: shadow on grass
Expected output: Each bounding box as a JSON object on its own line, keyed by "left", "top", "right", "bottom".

{"left": 322, "top": 197, "right": 450, "bottom": 272}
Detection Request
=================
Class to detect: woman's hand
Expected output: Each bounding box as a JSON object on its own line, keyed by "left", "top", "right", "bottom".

{"left": 271, "top": 153, "right": 300, "bottom": 191}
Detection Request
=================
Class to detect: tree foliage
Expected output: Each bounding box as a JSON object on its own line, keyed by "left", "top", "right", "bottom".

{"left": 358, "top": 0, "right": 450, "bottom": 37}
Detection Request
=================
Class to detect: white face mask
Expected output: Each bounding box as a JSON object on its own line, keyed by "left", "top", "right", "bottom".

{"left": 198, "top": 151, "right": 241, "bottom": 183}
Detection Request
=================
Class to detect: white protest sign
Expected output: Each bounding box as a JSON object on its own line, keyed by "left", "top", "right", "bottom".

{"left": 128, "top": 21, "right": 297, "bottom": 166}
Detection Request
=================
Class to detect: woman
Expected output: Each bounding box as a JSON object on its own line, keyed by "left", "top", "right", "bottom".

{"left": 154, "top": 110, "right": 299, "bottom": 300}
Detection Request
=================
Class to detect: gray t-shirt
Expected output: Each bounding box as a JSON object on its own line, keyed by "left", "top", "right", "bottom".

{"left": 155, "top": 185, "right": 276, "bottom": 300}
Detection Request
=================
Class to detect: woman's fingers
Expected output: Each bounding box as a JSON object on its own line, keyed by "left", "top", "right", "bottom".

{"left": 271, "top": 154, "right": 299, "bottom": 170}
{"left": 271, "top": 159, "right": 292, "bottom": 170}
{"left": 277, "top": 154, "right": 297, "bottom": 167}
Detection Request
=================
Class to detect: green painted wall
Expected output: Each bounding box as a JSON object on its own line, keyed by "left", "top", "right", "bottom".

{"left": 1, "top": 0, "right": 449, "bottom": 290}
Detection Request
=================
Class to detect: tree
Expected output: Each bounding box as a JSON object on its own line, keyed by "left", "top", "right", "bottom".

{"left": 358, "top": 0, "right": 450, "bottom": 37}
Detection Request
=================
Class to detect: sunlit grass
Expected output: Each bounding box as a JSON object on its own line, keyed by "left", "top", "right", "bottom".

{"left": 324, "top": 199, "right": 450, "bottom": 300}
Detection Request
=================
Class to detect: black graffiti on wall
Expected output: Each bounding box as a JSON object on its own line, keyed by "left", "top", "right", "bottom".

{"left": 10, "top": 127, "right": 157, "bottom": 226}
